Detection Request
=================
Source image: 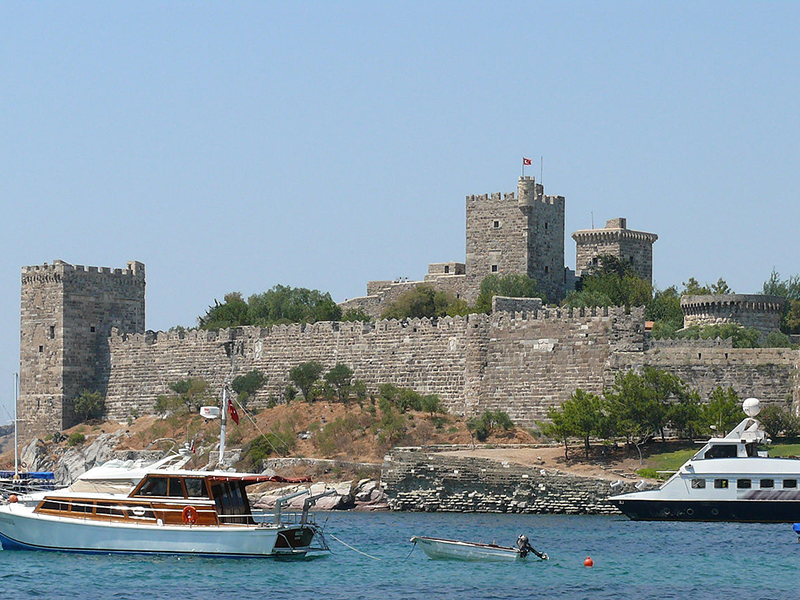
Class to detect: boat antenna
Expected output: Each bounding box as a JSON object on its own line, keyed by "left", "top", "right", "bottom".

{"left": 218, "top": 343, "right": 237, "bottom": 469}
{"left": 14, "top": 373, "right": 19, "bottom": 476}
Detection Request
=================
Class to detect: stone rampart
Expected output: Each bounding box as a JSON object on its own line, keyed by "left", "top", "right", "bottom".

{"left": 104, "top": 307, "right": 645, "bottom": 428}
{"left": 608, "top": 346, "right": 798, "bottom": 405}
{"left": 381, "top": 448, "right": 634, "bottom": 514}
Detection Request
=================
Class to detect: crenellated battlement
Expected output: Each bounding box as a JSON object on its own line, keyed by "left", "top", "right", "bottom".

{"left": 22, "top": 260, "right": 145, "bottom": 282}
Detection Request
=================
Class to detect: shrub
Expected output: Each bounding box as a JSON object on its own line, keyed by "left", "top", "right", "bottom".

{"left": 231, "top": 370, "right": 267, "bottom": 407}
{"left": 67, "top": 432, "right": 86, "bottom": 447}
{"left": 73, "top": 390, "right": 105, "bottom": 422}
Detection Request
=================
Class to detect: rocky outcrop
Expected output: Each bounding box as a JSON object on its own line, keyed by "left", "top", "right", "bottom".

{"left": 253, "top": 479, "right": 388, "bottom": 512}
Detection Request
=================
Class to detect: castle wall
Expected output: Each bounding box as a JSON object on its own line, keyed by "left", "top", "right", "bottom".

{"left": 607, "top": 346, "right": 797, "bottom": 406}
{"left": 105, "top": 317, "right": 475, "bottom": 420}
{"left": 104, "top": 308, "right": 646, "bottom": 430}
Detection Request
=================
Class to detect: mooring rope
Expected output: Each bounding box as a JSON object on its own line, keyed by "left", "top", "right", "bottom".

{"left": 327, "top": 532, "right": 382, "bottom": 561}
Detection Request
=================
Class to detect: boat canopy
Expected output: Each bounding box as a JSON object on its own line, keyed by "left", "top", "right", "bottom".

{"left": 0, "top": 471, "right": 55, "bottom": 480}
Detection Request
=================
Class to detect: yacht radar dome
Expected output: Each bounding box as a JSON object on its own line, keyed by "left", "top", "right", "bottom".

{"left": 742, "top": 397, "right": 761, "bottom": 417}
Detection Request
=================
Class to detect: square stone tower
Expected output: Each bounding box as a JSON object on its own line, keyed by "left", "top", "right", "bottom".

{"left": 19, "top": 260, "right": 145, "bottom": 439}
{"left": 572, "top": 218, "right": 658, "bottom": 283}
{"left": 465, "top": 176, "right": 565, "bottom": 303}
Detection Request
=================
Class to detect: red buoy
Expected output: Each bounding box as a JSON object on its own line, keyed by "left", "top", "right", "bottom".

{"left": 584, "top": 556, "right": 594, "bottom": 567}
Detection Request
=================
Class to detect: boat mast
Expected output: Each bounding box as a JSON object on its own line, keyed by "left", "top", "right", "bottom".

{"left": 219, "top": 385, "right": 228, "bottom": 468}
{"left": 13, "top": 373, "right": 19, "bottom": 476}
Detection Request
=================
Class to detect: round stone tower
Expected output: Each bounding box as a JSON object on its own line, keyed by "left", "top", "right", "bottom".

{"left": 680, "top": 294, "right": 785, "bottom": 338}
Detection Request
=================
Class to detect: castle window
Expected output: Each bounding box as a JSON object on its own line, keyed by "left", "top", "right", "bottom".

{"left": 493, "top": 220, "right": 500, "bottom": 229}
{"left": 38, "top": 345, "right": 43, "bottom": 353}
{"left": 491, "top": 265, "right": 498, "bottom": 273}
{"left": 544, "top": 222, "right": 548, "bottom": 230}
{"left": 444, "top": 266, "right": 450, "bottom": 274}
{"left": 592, "top": 257, "right": 598, "bottom": 265}
{"left": 544, "top": 266, "right": 549, "bottom": 274}
{"left": 49, "top": 326, "right": 55, "bottom": 339}
{"left": 90, "top": 326, "right": 96, "bottom": 333}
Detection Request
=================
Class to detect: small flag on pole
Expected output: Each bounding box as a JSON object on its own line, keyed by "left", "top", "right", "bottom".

{"left": 523, "top": 157, "right": 532, "bottom": 165}
{"left": 228, "top": 401, "right": 240, "bottom": 425}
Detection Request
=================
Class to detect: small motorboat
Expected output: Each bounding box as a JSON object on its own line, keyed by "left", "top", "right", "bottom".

{"left": 410, "top": 534, "right": 548, "bottom": 562}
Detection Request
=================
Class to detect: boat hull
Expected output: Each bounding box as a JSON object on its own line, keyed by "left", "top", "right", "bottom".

{"left": 411, "top": 536, "right": 523, "bottom": 561}
{"left": 610, "top": 498, "right": 800, "bottom": 523}
{"left": 0, "top": 505, "right": 319, "bottom": 557}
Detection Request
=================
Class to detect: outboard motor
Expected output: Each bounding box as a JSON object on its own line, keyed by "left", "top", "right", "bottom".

{"left": 517, "top": 534, "right": 548, "bottom": 560}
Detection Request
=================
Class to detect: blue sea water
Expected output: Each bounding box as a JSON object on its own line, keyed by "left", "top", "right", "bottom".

{"left": 1, "top": 513, "right": 798, "bottom": 600}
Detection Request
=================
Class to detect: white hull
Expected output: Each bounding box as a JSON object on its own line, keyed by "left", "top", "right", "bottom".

{"left": 0, "top": 504, "right": 314, "bottom": 556}
{"left": 411, "top": 536, "right": 523, "bottom": 561}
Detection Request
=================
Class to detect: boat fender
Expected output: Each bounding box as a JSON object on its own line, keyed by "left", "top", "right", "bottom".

{"left": 8, "top": 494, "right": 18, "bottom": 503}
{"left": 182, "top": 505, "right": 198, "bottom": 525}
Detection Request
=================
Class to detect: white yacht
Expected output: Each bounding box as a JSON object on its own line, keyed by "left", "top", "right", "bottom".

{"left": 610, "top": 398, "right": 800, "bottom": 522}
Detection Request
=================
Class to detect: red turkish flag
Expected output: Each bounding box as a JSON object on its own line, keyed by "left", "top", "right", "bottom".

{"left": 228, "top": 401, "right": 240, "bottom": 425}
{"left": 523, "top": 157, "right": 532, "bottom": 165}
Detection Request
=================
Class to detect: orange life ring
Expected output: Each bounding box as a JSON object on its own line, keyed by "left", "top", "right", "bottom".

{"left": 182, "top": 505, "right": 198, "bottom": 525}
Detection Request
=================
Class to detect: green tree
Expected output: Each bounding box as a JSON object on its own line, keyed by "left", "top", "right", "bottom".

{"left": 646, "top": 286, "right": 683, "bottom": 334}
{"left": 381, "top": 284, "right": 461, "bottom": 320}
{"left": 420, "top": 394, "right": 444, "bottom": 417}
{"left": 540, "top": 407, "right": 573, "bottom": 460}
{"left": 199, "top": 292, "right": 250, "bottom": 330}
{"left": 681, "top": 277, "right": 733, "bottom": 296}
{"left": 474, "top": 274, "right": 545, "bottom": 314}
{"left": 199, "top": 285, "right": 342, "bottom": 330}
{"left": 566, "top": 255, "right": 651, "bottom": 309}
{"left": 702, "top": 387, "right": 743, "bottom": 435}
{"left": 324, "top": 363, "right": 354, "bottom": 403}
{"left": 231, "top": 370, "right": 267, "bottom": 407}
{"left": 667, "top": 390, "right": 704, "bottom": 442}
{"left": 560, "top": 389, "right": 607, "bottom": 460}
{"left": 341, "top": 307, "right": 373, "bottom": 322}
{"left": 763, "top": 269, "right": 800, "bottom": 334}
{"left": 289, "top": 361, "right": 324, "bottom": 402}
{"left": 73, "top": 390, "right": 105, "bottom": 422}
{"left": 162, "top": 378, "right": 211, "bottom": 413}
{"left": 757, "top": 404, "right": 799, "bottom": 440}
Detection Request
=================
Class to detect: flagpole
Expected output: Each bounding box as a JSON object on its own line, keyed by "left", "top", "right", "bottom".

{"left": 521, "top": 157, "right": 525, "bottom": 178}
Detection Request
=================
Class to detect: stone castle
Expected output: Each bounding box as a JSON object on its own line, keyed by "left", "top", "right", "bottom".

{"left": 17, "top": 178, "right": 798, "bottom": 441}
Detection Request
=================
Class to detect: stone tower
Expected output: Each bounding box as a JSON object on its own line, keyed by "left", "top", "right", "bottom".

{"left": 19, "top": 260, "right": 145, "bottom": 439}
{"left": 465, "top": 176, "right": 565, "bottom": 303}
{"left": 572, "top": 218, "right": 658, "bottom": 283}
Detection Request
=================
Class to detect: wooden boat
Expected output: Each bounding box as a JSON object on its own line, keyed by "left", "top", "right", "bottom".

{"left": 410, "top": 535, "right": 547, "bottom": 562}
{"left": 0, "top": 451, "right": 332, "bottom": 557}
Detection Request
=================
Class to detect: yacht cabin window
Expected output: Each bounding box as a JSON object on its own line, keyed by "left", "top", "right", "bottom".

{"left": 691, "top": 479, "right": 706, "bottom": 489}
{"left": 714, "top": 479, "right": 728, "bottom": 489}
{"left": 705, "top": 445, "right": 737, "bottom": 459}
{"left": 737, "top": 479, "right": 751, "bottom": 489}
{"left": 185, "top": 477, "right": 209, "bottom": 498}
{"left": 136, "top": 477, "right": 169, "bottom": 497}
{"left": 760, "top": 479, "right": 774, "bottom": 488}
{"left": 783, "top": 479, "right": 797, "bottom": 488}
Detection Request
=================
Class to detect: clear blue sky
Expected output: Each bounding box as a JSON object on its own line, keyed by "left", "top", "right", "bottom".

{"left": 2, "top": 2, "right": 799, "bottom": 422}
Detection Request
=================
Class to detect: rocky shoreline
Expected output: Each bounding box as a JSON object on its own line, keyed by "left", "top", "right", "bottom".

{"left": 15, "top": 434, "right": 646, "bottom": 515}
